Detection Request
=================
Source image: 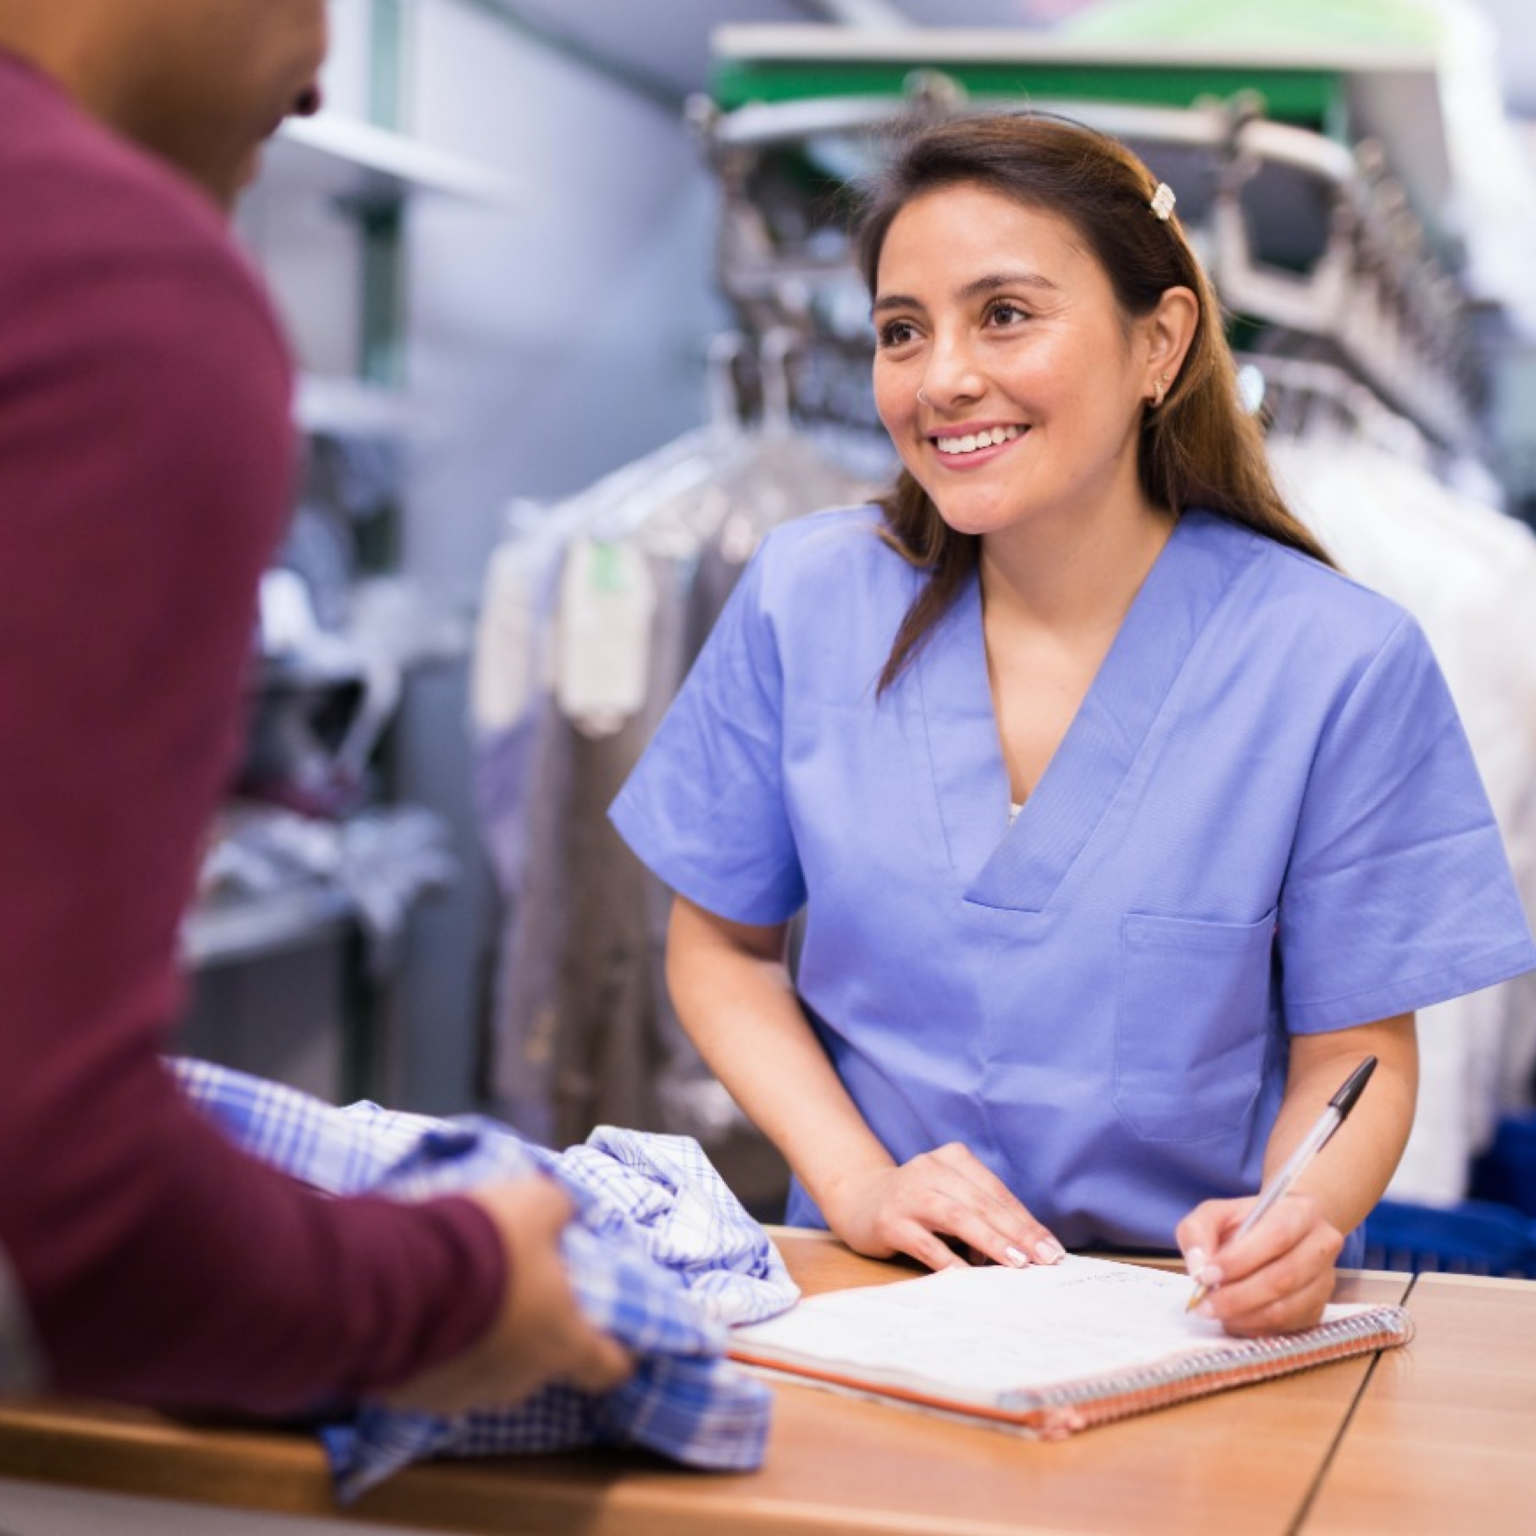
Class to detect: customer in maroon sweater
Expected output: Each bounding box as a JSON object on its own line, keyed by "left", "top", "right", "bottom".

{"left": 0, "top": 0, "right": 629, "bottom": 1414}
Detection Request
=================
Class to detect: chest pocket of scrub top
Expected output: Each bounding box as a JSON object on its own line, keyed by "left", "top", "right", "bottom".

{"left": 1114, "top": 909, "right": 1276, "bottom": 1142}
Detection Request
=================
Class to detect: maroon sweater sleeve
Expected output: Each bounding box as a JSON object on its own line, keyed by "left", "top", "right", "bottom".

{"left": 0, "top": 63, "right": 504, "bottom": 1414}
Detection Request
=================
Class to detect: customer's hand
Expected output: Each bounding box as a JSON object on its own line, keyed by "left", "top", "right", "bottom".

{"left": 385, "top": 1176, "right": 633, "bottom": 1413}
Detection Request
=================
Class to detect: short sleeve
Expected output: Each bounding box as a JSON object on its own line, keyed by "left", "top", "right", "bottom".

{"left": 1280, "top": 612, "right": 1536, "bottom": 1031}
{"left": 610, "top": 544, "right": 806, "bottom": 925}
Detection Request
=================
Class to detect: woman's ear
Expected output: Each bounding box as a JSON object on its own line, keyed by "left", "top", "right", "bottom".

{"left": 1143, "top": 285, "right": 1199, "bottom": 397}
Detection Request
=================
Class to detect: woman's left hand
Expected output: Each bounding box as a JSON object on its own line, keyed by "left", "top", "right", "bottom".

{"left": 1176, "top": 1191, "right": 1343, "bottom": 1335}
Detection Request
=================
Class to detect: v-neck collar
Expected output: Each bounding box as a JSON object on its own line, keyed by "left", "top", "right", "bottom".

{"left": 911, "top": 511, "right": 1256, "bottom": 912}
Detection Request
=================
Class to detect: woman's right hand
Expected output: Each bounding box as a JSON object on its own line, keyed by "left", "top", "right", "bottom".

{"left": 819, "top": 1143, "right": 1064, "bottom": 1273}
{"left": 385, "top": 1176, "right": 633, "bottom": 1414}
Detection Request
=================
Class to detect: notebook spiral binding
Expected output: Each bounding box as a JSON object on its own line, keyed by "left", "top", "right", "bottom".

{"left": 1002, "top": 1306, "right": 1415, "bottom": 1439}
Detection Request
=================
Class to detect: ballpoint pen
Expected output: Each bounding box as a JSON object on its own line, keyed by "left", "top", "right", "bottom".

{"left": 1186, "top": 1055, "right": 1378, "bottom": 1312}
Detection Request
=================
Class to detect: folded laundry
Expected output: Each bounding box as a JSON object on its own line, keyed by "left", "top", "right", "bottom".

{"left": 170, "top": 1057, "right": 798, "bottom": 1501}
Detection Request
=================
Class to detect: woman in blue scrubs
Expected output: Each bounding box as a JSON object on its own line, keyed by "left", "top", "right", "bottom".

{"left": 610, "top": 114, "right": 1536, "bottom": 1335}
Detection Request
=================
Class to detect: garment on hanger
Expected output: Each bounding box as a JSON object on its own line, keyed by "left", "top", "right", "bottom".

{"left": 171, "top": 1056, "right": 799, "bottom": 1502}
{"left": 1267, "top": 426, "right": 1536, "bottom": 1202}
{"left": 471, "top": 425, "right": 752, "bottom": 1149}
{"left": 471, "top": 369, "right": 878, "bottom": 1189}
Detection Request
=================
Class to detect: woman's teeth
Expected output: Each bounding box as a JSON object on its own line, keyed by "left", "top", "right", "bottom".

{"left": 934, "top": 425, "right": 1023, "bottom": 456}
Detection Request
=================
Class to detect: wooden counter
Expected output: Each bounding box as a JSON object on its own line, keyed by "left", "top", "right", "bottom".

{"left": 1306, "top": 1270, "right": 1536, "bottom": 1532}
{"left": 0, "top": 1229, "right": 1483, "bottom": 1536}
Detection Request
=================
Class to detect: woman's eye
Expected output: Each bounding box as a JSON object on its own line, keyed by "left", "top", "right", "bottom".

{"left": 876, "top": 319, "right": 919, "bottom": 350}
{"left": 986, "top": 300, "right": 1029, "bottom": 328}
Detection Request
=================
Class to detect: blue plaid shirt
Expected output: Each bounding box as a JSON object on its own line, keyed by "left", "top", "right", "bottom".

{"left": 170, "top": 1058, "right": 798, "bottom": 1502}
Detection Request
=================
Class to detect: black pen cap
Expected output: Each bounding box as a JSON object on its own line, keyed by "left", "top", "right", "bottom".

{"left": 1330, "top": 1056, "right": 1378, "bottom": 1119}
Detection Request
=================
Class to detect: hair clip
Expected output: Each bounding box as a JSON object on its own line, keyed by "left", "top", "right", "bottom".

{"left": 1149, "top": 182, "right": 1176, "bottom": 222}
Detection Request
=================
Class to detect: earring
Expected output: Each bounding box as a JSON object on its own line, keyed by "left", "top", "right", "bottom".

{"left": 1152, "top": 373, "right": 1171, "bottom": 408}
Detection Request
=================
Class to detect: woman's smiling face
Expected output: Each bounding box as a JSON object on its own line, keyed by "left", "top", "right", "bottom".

{"left": 871, "top": 180, "right": 1162, "bottom": 543}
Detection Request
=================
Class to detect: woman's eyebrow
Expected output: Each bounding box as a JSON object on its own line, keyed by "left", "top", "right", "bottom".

{"left": 959, "top": 269, "right": 1058, "bottom": 300}
{"left": 871, "top": 269, "right": 1059, "bottom": 315}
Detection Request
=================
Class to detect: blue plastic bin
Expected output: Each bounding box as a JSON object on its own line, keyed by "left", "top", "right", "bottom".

{"left": 1360, "top": 1197, "right": 1536, "bottom": 1279}
{"left": 1468, "top": 1111, "right": 1536, "bottom": 1219}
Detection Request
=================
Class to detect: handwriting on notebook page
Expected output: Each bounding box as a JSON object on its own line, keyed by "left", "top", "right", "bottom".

{"left": 732, "top": 1255, "right": 1381, "bottom": 1399}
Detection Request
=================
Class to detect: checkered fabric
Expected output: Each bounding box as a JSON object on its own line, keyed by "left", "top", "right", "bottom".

{"left": 170, "top": 1057, "right": 798, "bottom": 1501}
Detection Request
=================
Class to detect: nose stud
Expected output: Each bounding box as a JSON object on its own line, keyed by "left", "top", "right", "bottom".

{"left": 917, "top": 388, "right": 930, "bottom": 407}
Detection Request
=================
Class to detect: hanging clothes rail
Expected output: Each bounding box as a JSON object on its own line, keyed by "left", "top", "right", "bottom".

{"left": 1231, "top": 349, "right": 1431, "bottom": 467}
{"left": 696, "top": 27, "right": 1481, "bottom": 456}
{"left": 709, "top": 25, "right": 1443, "bottom": 141}
{"left": 708, "top": 24, "right": 1453, "bottom": 209}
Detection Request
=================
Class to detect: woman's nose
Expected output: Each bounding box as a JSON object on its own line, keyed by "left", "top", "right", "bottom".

{"left": 919, "top": 338, "right": 984, "bottom": 408}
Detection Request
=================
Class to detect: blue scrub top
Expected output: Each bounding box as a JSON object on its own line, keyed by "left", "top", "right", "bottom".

{"left": 610, "top": 507, "right": 1536, "bottom": 1259}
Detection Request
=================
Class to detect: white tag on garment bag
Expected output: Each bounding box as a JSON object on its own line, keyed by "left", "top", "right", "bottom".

{"left": 555, "top": 536, "right": 656, "bottom": 737}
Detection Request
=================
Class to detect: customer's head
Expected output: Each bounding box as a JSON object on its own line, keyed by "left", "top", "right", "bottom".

{"left": 0, "top": 0, "right": 328, "bottom": 207}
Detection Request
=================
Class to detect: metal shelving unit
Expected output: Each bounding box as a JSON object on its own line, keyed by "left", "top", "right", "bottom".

{"left": 186, "top": 39, "right": 516, "bottom": 1091}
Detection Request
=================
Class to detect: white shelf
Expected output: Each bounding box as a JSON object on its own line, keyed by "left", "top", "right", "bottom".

{"left": 710, "top": 24, "right": 1441, "bottom": 76}
{"left": 295, "top": 374, "right": 419, "bottom": 438}
{"left": 181, "top": 886, "right": 357, "bottom": 970}
{"left": 267, "top": 112, "right": 521, "bottom": 206}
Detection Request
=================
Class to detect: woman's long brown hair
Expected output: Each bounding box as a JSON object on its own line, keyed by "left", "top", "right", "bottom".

{"left": 855, "top": 112, "right": 1332, "bottom": 692}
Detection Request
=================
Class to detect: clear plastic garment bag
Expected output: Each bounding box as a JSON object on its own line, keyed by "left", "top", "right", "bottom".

{"left": 1260, "top": 358, "right": 1536, "bottom": 1202}
{"left": 470, "top": 331, "right": 879, "bottom": 1206}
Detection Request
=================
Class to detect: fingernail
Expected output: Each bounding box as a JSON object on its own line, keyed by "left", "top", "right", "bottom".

{"left": 1005, "top": 1244, "right": 1030, "bottom": 1267}
{"left": 1196, "top": 1300, "right": 1216, "bottom": 1319}
{"left": 1196, "top": 1264, "right": 1223, "bottom": 1289}
{"left": 1034, "top": 1238, "right": 1065, "bottom": 1264}
{"left": 1185, "top": 1247, "right": 1206, "bottom": 1276}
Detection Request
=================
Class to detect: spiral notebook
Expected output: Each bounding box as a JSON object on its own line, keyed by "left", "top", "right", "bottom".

{"left": 728, "top": 1253, "right": 1413, "bottom": 1438}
